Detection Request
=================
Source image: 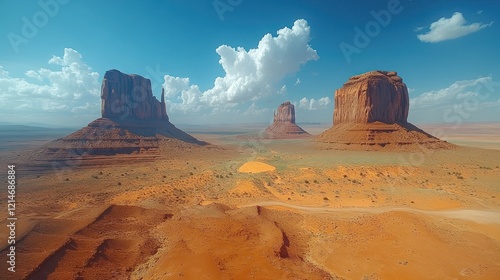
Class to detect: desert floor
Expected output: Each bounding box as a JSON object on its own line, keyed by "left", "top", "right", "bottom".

{"left": 1, "top": 123, "right": 499, "bottom": 280}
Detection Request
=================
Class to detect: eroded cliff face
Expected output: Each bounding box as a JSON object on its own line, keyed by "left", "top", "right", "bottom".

{"left": 333, "top": 71, "right": 409, "bottom": 125}
{"left": 101, "top": 69, "right": 168, "bottom": 121}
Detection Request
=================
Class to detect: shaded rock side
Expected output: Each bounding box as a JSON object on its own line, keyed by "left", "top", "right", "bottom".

{"left": 264, "top": 101, "right": 310, "bottom": 139}
{"left": 101, "top": 69, "right": 168, "bottom": 121}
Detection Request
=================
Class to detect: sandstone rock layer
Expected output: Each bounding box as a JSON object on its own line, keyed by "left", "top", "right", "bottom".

{"left": 30, "top": 118, "right": 208, "bottom": 170}
{"left": 264, "top": 101, "right": 310, "bottom": 139}
{"left": 317, "top": 71, "right": 453, "bottom": 150}
{"left": 316, "top": 122, "right": 452, "bottom": 150}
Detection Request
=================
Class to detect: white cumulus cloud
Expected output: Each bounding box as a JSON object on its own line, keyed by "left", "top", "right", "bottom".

{"left": 417, "top": 12, "right": 493, "bottom": 43}
{"left": 411, "top": 77, "right": 494, "bottom": 109}
{"left": 162, "top": 76, "right": 193, "bottom": 99}
{"left": 163, "top": 19, "right": 319, "bottom": 113}
{"left": 0, "top": 48, "right": 101, "bottom": 119}
{"left": 298, "top": 96, "right": 331, "bottom": 110}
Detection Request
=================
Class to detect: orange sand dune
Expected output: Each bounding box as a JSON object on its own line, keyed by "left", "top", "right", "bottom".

{"left": 238, "top": 161, "right": 276, "bottom": 173}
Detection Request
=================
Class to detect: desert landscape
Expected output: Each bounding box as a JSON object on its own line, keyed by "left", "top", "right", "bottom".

{"left": 2, "top": 2, "right": 499, "bottom": 279}
{"left": 0, "top": 69, "right": 499, "bottom": 280}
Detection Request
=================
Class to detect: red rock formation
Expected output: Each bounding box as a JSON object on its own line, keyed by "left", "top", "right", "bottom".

{"left": 32, "top": 70, "right": 206, "bottom": 168}
{"left": 333, "top": 71, "right": 409, "bottom": 125}
{"left": 95, "top": 69, "right": 202, "bottom": 144}
{"left": 274, "top": 101, "right": 296, "bottom": 123}
{"left": 317, "top": 71, "right": 453, "bottom": 150}
{"left": 264, "top": 101, "right": 310, "bottom": 139}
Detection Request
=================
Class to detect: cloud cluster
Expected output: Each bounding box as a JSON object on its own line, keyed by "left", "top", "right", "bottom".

{"left": 417, "top": 12, "right": 493, "bottom": 43}
{"left": 0, "top": 48, "right": 100, "bottom": 116}
{"left": 298, "top": 96, "right": 331, "bottom": 110}
{"left": 411, "top": 77, "right": 493, "bottom": 108}
{"left": 163, "top": 19, "right": 319, "bottom": 113}
{"left": 410, "top": 77, "right": 500, "bottom": 123}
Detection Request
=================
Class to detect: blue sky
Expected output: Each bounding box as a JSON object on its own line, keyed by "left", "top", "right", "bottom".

{"left": 0, "top": 0, "right": 499, "bottom": 127}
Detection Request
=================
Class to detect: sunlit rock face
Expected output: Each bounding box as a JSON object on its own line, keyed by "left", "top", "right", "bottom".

{"left": 333, "top": 71, "right": 409, "bottom": 125}
{"left": 317, "top": 70, "right": 453, "bottom": 150}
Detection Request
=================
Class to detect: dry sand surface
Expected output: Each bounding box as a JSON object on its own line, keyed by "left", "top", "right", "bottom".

{"left": 1, "top": 124, "right": 500, "bottom": 279}
{"left": 419, "top": 122, "right": 500, "bottom": 150}
{"left": 238, "top": 161, "right": 276, "bottom": 173}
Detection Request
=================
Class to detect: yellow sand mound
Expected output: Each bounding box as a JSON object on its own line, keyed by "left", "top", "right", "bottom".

{"left": 238, "top": 161, "right": 276, "bottom": 173}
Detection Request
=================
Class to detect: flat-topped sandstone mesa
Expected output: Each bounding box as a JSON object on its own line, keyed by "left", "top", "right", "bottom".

{"left": 333, "top": 71, "right": 409, "bottom": 125}
{"left": 317, "top": 71, "right": 453, "bottom": 150}
{"left": 264, "top": 101, "right": 310, "bottom": 139}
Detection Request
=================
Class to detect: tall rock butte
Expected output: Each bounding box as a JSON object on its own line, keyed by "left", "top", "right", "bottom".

{"left": 317, "top": 71, "right": 452, "bottom": 150}
{"left": 264, "top": 101, "right": 310, "bottom": 139}
{"left": 35, "top": 70, "right": 206, "bottom": 166}
{"left": 94, "top": 69, "right": 202, "bottom": 143}
{"left": 101, "top": 69, "right": 168, "bottom": 121}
